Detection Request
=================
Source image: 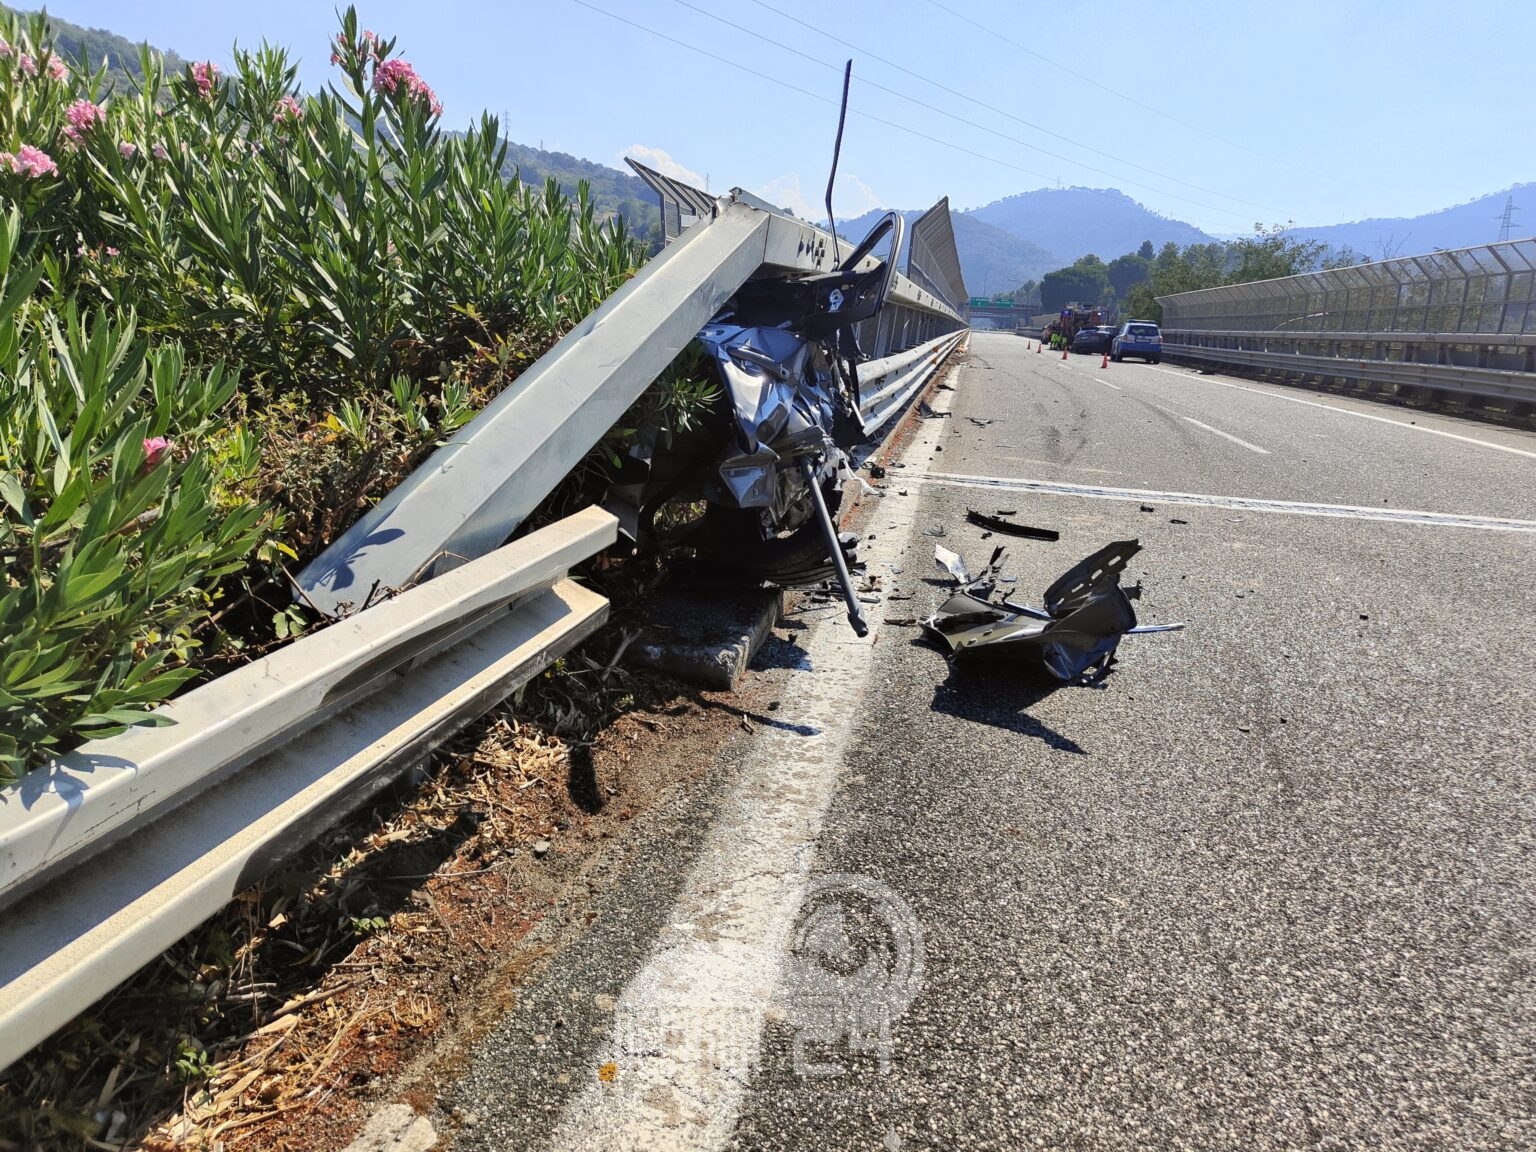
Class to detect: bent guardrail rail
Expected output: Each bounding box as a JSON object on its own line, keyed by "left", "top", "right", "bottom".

{"left": 0, "top": 507, "right": 616, "bottom": 1071}
{"left": 296, "top": 184, "right": 968, "bottom": 618}
{"left": 0, "top": 174, "right": 971, "bottom": 1072}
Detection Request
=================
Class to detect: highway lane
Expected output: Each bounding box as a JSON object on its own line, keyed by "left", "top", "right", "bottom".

{"left": 964, "top": 336, "right": 1536, "bottom": 520}
{"left": 443, "top": 331, "right": 1535, "bottom": 1151}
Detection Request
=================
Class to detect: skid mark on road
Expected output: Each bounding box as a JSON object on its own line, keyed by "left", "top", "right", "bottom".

{"left": 917, "top": 471, "right": 1536, "bottom": 533}
{"left": 1141, "top": 366, "right": 1536, "bottom": 460}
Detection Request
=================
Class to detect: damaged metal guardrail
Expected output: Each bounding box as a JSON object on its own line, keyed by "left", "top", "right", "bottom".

{"left": 0, "top": 507, "right": 615, "bottom": 1071}
{"left": 297, "top": 175, "right": 967, "bottom": 618}
{"left": 0, "top": 171, "right": 969, "bottom": 1070}
{"left": 1159, "top": 238, "right": 1536, "bottom": 410}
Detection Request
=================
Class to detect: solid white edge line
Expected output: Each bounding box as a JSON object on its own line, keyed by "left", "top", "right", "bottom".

{"left": 915, "top": 471, "right": 1536, "bottom": 533}
{"left": 542, "top": 367, "right": 961, "bottom": 1150}
{"left": 1142, "top": 365, "right": 1536, "bottom": 461}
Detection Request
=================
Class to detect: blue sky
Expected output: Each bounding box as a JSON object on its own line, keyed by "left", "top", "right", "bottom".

{"left": 43, "top": 0, "right": 1536, "bottom": 235}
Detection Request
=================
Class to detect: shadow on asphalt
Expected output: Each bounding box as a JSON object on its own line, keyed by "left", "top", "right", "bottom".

{"left": 928, "top": 663, "right": 1088, "bottom": 754}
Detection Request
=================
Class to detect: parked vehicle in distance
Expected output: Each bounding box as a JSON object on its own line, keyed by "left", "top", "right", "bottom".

{"left": 1071, "top": 325, "right": 1116, "bottom": 354}
{"left": 1111, "top": 321, "right": 1162, "bottom": 363}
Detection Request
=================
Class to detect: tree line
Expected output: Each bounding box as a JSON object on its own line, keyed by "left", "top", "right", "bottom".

{"left": 1017, "top": 227, "right": 1364, "bottom": 321}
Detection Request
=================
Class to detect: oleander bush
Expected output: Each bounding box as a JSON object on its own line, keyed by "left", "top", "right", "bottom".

{"left": 0, "top": 8, "right": 668, "bottom": 778}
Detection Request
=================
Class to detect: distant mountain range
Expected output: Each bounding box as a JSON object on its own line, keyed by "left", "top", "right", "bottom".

{"left": 1280, "top": 185, "right": 1535, "bottom": 261}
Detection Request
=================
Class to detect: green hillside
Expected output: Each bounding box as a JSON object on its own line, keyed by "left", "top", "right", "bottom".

{"left": 499, "top": 141, "right": 660, "bottom": 243}
{"left": 1, "top": 5, "right": 188, "bottom": 89}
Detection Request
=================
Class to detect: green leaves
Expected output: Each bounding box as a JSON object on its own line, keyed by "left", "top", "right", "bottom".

{"left": 1, "top": 211, "right": 266, "bottom": 779}
{"left": 0, "top": 7, "right": 646, "bottom": 781}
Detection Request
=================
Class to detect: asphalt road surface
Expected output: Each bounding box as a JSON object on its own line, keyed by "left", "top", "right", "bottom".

{"left": 443, "top": 333, "right": 1535, "bottom": 1151}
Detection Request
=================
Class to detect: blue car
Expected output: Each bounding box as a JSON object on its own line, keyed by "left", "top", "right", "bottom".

{"left": 1111, "top": 321, "right": 1162, "bottom": 364}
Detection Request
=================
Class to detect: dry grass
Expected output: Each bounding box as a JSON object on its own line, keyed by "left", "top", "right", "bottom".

{"left": 0, "top": 632, "right": 708, "bottom": 1151}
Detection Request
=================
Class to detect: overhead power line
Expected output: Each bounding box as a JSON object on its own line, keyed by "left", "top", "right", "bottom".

{"left": 922, "top": 0, "right": 1319, "bottom": 177}
{"left": 666, "top": 0, "right": 1272, "bottom": 222}
{"left": 565, "top": 0, "right": 1243, "bottom": 233}
{"left": 743, "top": 0, "right": 1287, "bottom": 218}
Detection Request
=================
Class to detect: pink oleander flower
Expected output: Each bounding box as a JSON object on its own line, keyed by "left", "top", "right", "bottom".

{"left": 17, "top": 53, "right": 36, "bottom": 76}
{"left": 0, "top": 145, "right": 58, "bottom": 178}
{"left": 190, "top": 60, "right": 218, "bottom": 98}
{"left": 0, "top": 39, "right": 12, "bottom": 59}
{"left": 273, "top": 94, "right": 303, "bottom": 125}
{"left": 151, "top": 142, "right": 169, "bottom": 160}
{"left": 372, "top": 57, "right": 442, "bottom": 117}
{"left": 63, "top": 98, "right": 105, "bottom": 144}
{"left": 105, "top": 246, "right": 119, "bottom": 257}
{"left": 119, "top": 141, "right": 136, "bottom": 159}
{"left": 45, "top": 54, "right": 68, "bottom": 81}
{"left": 143, "top": 437, "right": 171, "bottom": 466}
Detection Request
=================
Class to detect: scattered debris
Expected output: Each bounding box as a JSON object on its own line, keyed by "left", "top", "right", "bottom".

{"left": 965, "top": 509, "right": 1060, "bottom": 541}
{"left": 532, "top": 838, "right": 552, "bottom": 858}
{"left": 922, "top": 525, "right": 947, "bottom": 537}
{"left": 1169, "top": 517, "right": 1188, "bottom": 525}
{"left": 868, "top": 463, "right": 888, "bottom": 479}
{"left": 968, "top": 417, "right": 995, "bottom": 427}
{"left": 1139, "top": 504, "right": 1155, "bottom": 513}
{"left": 933, "top": 544, "right": 971, "bottom": 584}
{"left": 918, "top": 401, "right": 950, "bottom": 419}
{"left": 995, "top": 508, "right": 1018, "bottom": 516}
{"left": 920, "top": 540, "right": 1184, "bottom": 682}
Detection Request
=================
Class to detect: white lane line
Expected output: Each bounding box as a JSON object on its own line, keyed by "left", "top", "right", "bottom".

{"left": 916, "top": 471, "right": 1536, "bottom": 533}
{"left": 544, "top": 372, "right": 958, "bottom": 1151}
{"left": 1144, "top": 398, "right": 1270, "bottom": 454}
{"left": 1142, "top": 365, "right": 1536, "bottom": 461}
{"left": 1181, "top": 415, "right": 1269, "bottom": 454}
{"left": 1092, "top": 377, "right": 1122, "bottom": 391}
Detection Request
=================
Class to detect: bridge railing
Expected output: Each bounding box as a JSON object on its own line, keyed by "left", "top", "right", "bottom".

{"left": 1158, "top": 238, "right": 1536, "bottom": 410}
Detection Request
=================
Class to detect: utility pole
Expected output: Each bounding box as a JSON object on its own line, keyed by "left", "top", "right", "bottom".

{"left": 1495, "top": 195, "right": 1519, "bottom": 242}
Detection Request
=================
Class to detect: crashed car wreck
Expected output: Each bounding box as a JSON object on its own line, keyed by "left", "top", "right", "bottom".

{"left": 921, "top": 539, "right": 1184, "bottom": 683}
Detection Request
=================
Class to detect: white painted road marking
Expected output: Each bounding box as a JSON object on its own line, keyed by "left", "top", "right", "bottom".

{"left": 1144, "top": 398, "right": 1271, "bottom": 454}
{"left": 1181, "top": 415, "right": 1270, "bottom": 454}
{"left": 1092, "top": 377, "right": 1122, "bottom": 391}
{"left": 1142, "top": 365, "right": 1536, "bottom": 461}
{"left": 544, "top": 371, "right": 959, "bottom": 1151}
{"left": 917, "top": 471, "right": 1536, "bottom": 533}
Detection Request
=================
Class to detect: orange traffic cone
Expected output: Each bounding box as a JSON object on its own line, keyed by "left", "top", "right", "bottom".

{"left": 1101, "top": 352, "right": 1109, "bottom": 368}
{"left": 1061, "top": 346, "right": 1068, "bottom": 360}
{"left": 1036, "top": 341, "right": 1041, "bottom": 354}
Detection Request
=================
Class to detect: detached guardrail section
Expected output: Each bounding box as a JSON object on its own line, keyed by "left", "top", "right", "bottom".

{"left": 0, "top": 509, "right": 615, "bottom": 1071}
{"left": 1159, "top": 237, "right": 1536, "bottom": 412}
{"left": 0, "top": 178, "right": 968, "bottom": 1070}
